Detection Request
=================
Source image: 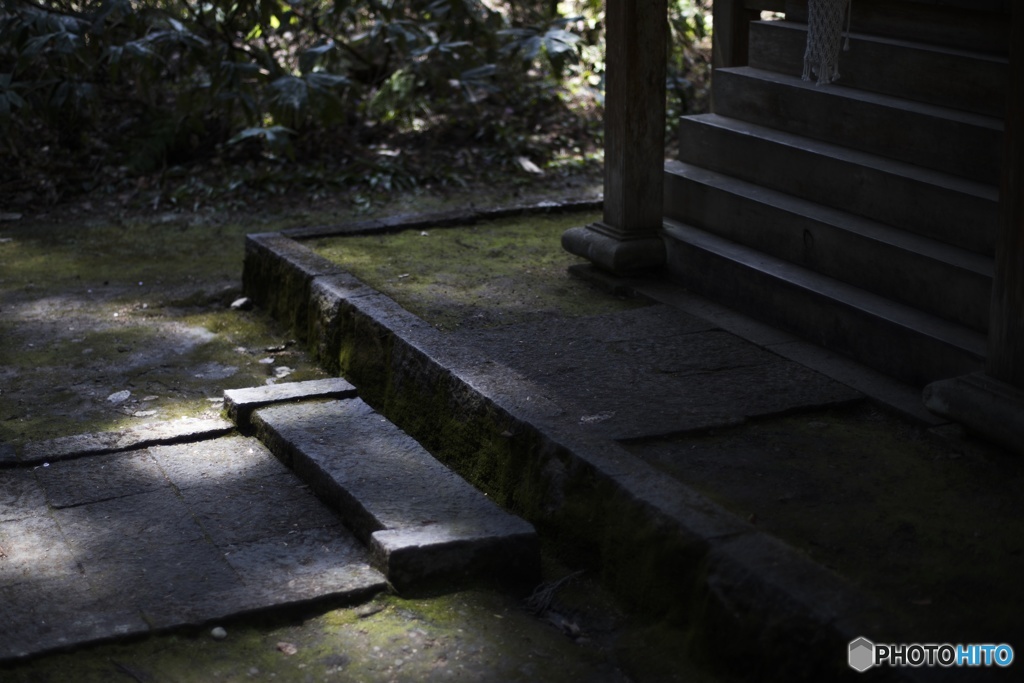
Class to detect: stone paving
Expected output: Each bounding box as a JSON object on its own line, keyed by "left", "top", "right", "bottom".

{"left": 0, "top": 379, "right": 540, "bottom": 663}
{"left": 241, "top": 219, "right": 1024, "bottom": 681}
{"left": 0, "top": 430, "right": 385, "bottom": 661}
{"left": 4, "top": 203, "right": 1021, "bottom": 680}
{"left": 464, "top": 304, "right": 862, "bottom": 440}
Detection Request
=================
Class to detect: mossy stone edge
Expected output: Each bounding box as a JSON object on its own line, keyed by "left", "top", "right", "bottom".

{"left": 242, "top": 215, "right": 913, "bottom": 683}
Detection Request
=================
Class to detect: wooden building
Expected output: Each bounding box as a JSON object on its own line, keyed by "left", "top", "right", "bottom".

{"left": 563, "top": 0, "right": 1023, "bottom": 451}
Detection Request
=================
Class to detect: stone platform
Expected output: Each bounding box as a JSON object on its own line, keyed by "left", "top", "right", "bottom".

{"left": 240, "top": 208, "right": 1023, "bottom": 682}
{"left": 0, "top": 430, "right": 384, "bottom": 660}
{"left": 1, "top": 379, "right": 539, "bottom": 661}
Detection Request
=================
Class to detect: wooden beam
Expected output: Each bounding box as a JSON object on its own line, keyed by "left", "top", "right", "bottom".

{"left": 744, "top": 0, "right": 785, "bottom": 12}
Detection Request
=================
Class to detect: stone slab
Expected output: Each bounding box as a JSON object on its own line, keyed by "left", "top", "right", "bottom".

{"left": 35, "top": 449, "right": 165, "bottom": 509}
{"left": 149, "top": 434, "right": 293, "bottom": 489}
{"left": 924, "top": 372, "right": 1024, "bottom": 455}
{"left": 0, "top": 434, "right": 385, "bottom": 662}
{"left": 53, "top": 488, "right": 211, "bottom": 559}
{"left": 252, "top": 398, "right": 540, "bottom": 591}
{"left": 0, "top": 468, "right": 46, "bottom": 522}
{"left": 700, "top": 533, "right": 886, "bottom": 681}
{"left": 223, "top": 528, "right": 378, "bottom": 601}
{"left": 224, "top": 377, "right": 357, "bottom": 428}
{"left": 84, "top": 538, "right": 242, "bottom": 609}
{"left": 180, "top": 475, "right": 342, "bottom": 547}
{"left": 19, "top": 417, "right": 235, "bottom": 464}
{"left": 0, "top": 514, "right": 82, "bottom": 587}
{"left": 610, "top": 270, "right": 946, "bottom": 427}
{"left": 465, "top": 305, "right": 863, "bottom": 440}
{"left": 0, "top": 579, "right": 151, "bottom": 660}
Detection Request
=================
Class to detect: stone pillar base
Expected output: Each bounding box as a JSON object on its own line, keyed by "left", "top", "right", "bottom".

{"left": 923, "top": 372, "right": 1024, "bottom": 455}
{"left": 562, "top": 223, "right": 666, "bottom": 276}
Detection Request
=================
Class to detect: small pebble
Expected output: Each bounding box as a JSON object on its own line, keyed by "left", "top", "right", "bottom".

{"left": 106, "top": 389, "right": 131, "bottom": 404}
{"left": 211, "top": 626, "right": 227, "bottom": 640}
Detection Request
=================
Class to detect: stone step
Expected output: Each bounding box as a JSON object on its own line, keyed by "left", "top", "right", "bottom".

{"left": 675, "top": 113, "right": 998, "bottom": 255}
{"left": 783, "top": 0, "right": 1010, "bottom": 55}
{"left": 251, "top": 398, "right": 540, "bottom": 592}
{"left": 712, "top": 66, "right": 1003, "bottom": 184}
{"left": 748, "top": 20, "right": 1008, "bottom": 117}
{"left": 661, "top": 218, "right": 987, "bottom": 386}
{"left": 664, "top": 160, "right": 993, "bottom": 332}
{"left": 224, "top": 377, "right": 358, "bottom": 428}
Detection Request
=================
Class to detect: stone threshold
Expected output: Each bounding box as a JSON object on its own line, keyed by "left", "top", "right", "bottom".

{"left": 227, "top": 380, "right": 541, "bottom": 593}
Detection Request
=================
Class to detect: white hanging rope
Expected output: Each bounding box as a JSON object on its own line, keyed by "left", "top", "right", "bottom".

{"left": 802, "top": 0, "right": 852, "bottom": 85}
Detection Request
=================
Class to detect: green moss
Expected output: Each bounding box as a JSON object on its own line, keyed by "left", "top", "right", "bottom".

{"left": 310, "top": 212, "right": 645, "bottom": 331}
{"left": 0, "top": 208, "right": 358, "bottom": 289}
{"left": 0, "top": 294, "right": 327, "bottom": 446}
{"left": 1, "top": 589, "right": 659, "bottom": 683}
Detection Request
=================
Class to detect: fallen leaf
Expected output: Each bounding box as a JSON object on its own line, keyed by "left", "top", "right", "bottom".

{"left": 515, "top": 156, "right": 544, "bottom": 175}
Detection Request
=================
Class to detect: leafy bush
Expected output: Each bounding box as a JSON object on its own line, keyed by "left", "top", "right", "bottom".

{"left": 0, "top": 0, "right": 711, "bottom": 208}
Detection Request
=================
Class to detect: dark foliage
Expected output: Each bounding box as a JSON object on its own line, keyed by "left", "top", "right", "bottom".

{"left": 0, "top": 0, "right": 710, "bottom": 209}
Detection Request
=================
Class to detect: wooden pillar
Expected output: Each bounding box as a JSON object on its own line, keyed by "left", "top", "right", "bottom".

{"left": 923, "top": 4, "right": 1024, "bottom": 454}
{"left": 713, "top": 0, "right": 761, "bottom": 70}
{"left": 987, "top": 2, "right": 1024, "bottom": 389}
{"left": 562, "top": 0, "right": 667, "bottom": 275}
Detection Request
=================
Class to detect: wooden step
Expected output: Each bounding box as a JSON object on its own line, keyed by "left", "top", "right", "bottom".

{"left": 660, "top": 218, "right": 987, "bottom": 386}
{"left": 663, "top": 160, "right": 993, "bottom": 331}
{"left": 783, "top": 0, "right": 1010, "bottom": 55}
{"left": 675, "top": 113, "right": 999, "bottom": 254}
{"left": 712, "top": 66, "right": 1003, "bottom": 184}
{"left": 749, "top": 20, "right": 1008, "bottom": 117}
